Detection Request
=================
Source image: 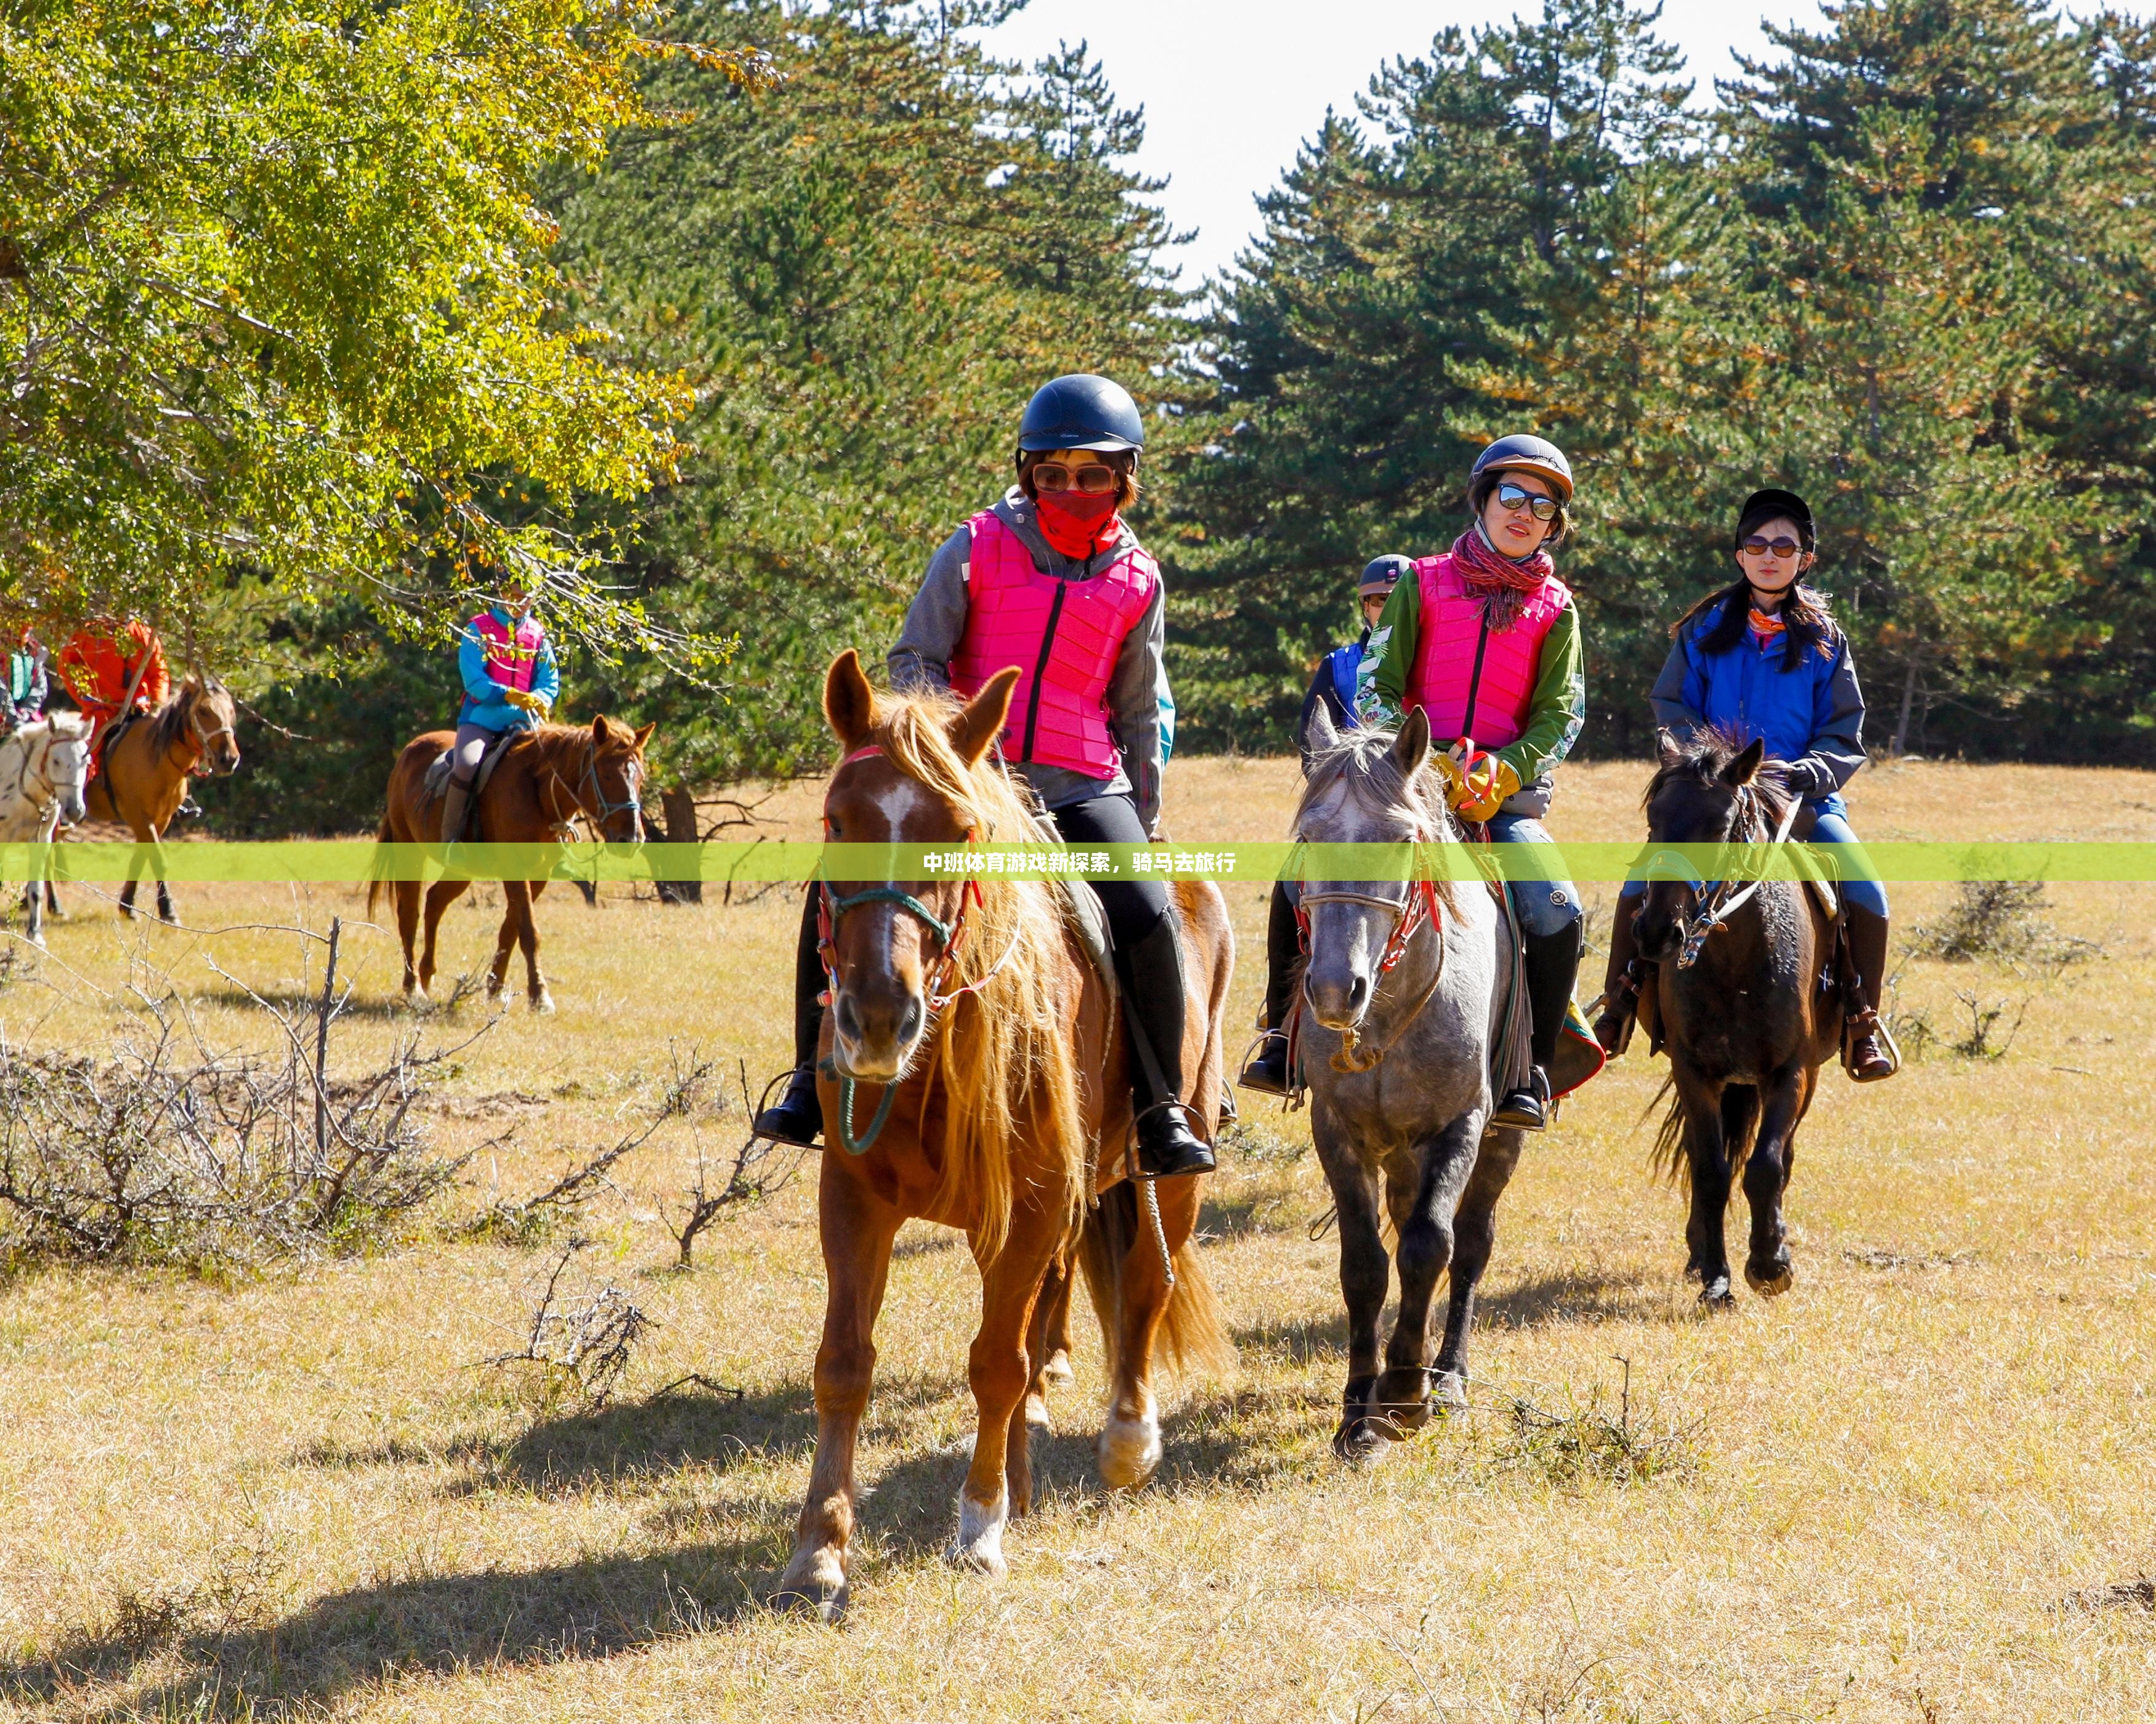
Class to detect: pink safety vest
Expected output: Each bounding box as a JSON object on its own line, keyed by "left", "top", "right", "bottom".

{"left": 949, "top": 511, "right": 1157, "bottom": 777}
{"left": 1403, "top": 553, "right": 1571, "bottom": 750}
{"left": 471, "top": 610, "right": 544, "bottom": 694}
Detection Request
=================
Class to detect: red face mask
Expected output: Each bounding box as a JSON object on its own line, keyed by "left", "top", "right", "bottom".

{"left": 1033, "top": 487, "right": 1122, "bottom": 559}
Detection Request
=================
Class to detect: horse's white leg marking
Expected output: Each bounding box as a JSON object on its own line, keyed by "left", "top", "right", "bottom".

{"left": 949, "top": 1486, "right": 1010, "bottom": 1578}
{"left": 1098, "top": 1387, "right": 1161, "bottom": 1490}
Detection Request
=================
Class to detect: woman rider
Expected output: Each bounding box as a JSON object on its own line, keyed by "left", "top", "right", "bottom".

{"left": 440, "top": 577, "right": 559, "bottom": 854}
{"left": 1326, "top": 435, "right": 1591, "bottom": 1130}
{"left": 1238, "top": 554, "right": 1410, "bottom": 1096}
{"left": 751, "top": 374, "right": 1214, "bottom": 1180}
{"left": 1592, "top": 488, "right": 1896, "bottom": 1082}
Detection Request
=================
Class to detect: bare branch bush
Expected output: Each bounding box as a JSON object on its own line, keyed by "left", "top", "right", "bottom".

{"left": 1912, "top": 880, "right": 2102, "bottom": 969}
{"left": 662, "top": 1056, "right": 811, "bottom": 1268}
{"left": 484, "top": 1237, "right": 655, "bottom": 1409}
{"left": 0, "top": 918, "right": 487, "bottom": 1267}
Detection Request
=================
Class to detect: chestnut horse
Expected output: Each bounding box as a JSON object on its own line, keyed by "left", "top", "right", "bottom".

{"left": 778, "top": 652, "right": 1233, "bottom": 1617}
{"left": 1631, "top": 730, "right": 1841, "bottom": 1305}
{"left": 368, "top": 716, "right": 650, "bottom": 1010}
{"left": 83, "top": 676, "right": 242, "bottom": 923}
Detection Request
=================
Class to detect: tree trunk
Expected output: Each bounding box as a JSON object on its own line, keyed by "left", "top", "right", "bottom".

{"left": 1891, "top": 662, "right": 1919, "bottom": 758}
{"left": 655, "top": 782, "right": 702, "bottom": 906}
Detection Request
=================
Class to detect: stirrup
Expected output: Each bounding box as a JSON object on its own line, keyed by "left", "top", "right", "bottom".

{"left": 1132, "top": 1098, "right": 1214, "bottom": 1178}
{"left": 1236, "top": 1029, "right": 1295, "bottom": 1096}
{"left": 1842, "top": 1010, "right": 1901, "bottom": 1082}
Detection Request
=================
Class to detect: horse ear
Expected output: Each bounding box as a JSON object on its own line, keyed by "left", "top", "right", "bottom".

{"left": 1390, "top": 706, "right": 1431, "bottom": 780}
{"left": 1306, "top": 700, "right": 1340, "bottom": 756}
{"left": 824, "top": 650, "right": 876, "bottom": 751}
{"left": 633, "top": 722, "right": 654, "bottom": 751}
{"left": 949, "top": 667, "right": 1019, "bottom": 767}
{"left": 590, "top": 714, "right": 610, "bottom": 746}
{"left": 1720, "top": 737, "right": 1767, "bottom": 787}
{"left": 1656, "top": 727, "right": 1685, "bottom": 767}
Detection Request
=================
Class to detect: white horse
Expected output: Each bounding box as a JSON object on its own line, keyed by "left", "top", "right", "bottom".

{"left": 0, "top": 714, "right": 92, "bottom": 947}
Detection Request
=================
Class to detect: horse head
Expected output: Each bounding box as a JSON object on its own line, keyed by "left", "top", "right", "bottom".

{"left": 819, "top": 649, "right": 1017, "bottom": 1084}
{"left": 1293, "top": 704, "right": 1454, "bottom": 1035}
{"left": 582, "top": 715, "right": 654, "bottom": 844}
{"left": 183, "top": 677, "right": 242, "bottom": 776}
{"left": 1634, "top": 728, "right": 1773, "bottom": 962}
{"left": 43, "top": 713, "right": 91, "bottom": 826}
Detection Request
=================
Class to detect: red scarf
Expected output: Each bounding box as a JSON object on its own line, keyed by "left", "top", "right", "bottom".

{"left": 1034, "top": 489, "right": 1123, "bottom": 561}
{"left": 1748, "top": 607, "right": 1787, "bottom": 640}
{"left": 1450, "top": 525, "right": 1554, "bottom": 633}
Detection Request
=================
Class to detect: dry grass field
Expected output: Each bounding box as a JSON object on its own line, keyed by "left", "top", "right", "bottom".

{"left": 1, "top": 755, "right": 2152, "bottom": 1722}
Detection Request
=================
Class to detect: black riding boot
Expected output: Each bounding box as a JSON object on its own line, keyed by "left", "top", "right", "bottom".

{"left": 1119, "top": 917, "right": 1215, "bottom": 1178}
{"left": 752, "top": 887, "right": 826, "bottom": 1146}
{"left": 1494, "top": 921, "right": 1583, "bottom": 1131}
{"left": 1237, "top": 881, "right": 1300, "bottom": 1096}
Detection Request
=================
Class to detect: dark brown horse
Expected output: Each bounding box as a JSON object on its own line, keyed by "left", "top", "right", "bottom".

{"left": 1631, "top": 730, "right": 1842, "bottom": 1305}
{"left": 83, "top": 676, "right": 241, "bottom": 923}
{"left": 368, "top": 717, "right": 650, "bottom": 1010}
{"left": 778, "top": 652, "right": 1233, "bottom": 1617}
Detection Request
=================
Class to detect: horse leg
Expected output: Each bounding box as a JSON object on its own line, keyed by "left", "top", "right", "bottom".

{"left": 499, "top": 881, "right": 551, "bottom": 1012}
{"left": 1024, "top": 1242, "right": 1073, "bottom": 1430}
{"left": 778, "top": 1163, "right": 902, "bottom": 1619}
{"left": 44, "top": 880, "right": 61, "bottom": 918}
{"left": 394, "top": 880, "right": 424, "bottom": 999}
{"left": 22, "top": 878, "right": 42, "bottom": 949}
{"left": 1674, "top": 1064, "right": 1736, "bottom": 1306}
{"left": 418, "top": 880, "right": 467, "bottom": 998}
{"left": 1374, "top": 1113, "right": 1481, "bottom": 1434}
{"left": 1434, "top": 1126, "right": 1526, "bottom": 1406}
{"left": 1096, "top": 1170, "right": 1201, "bottom": 1491}
{"left": 1313, "top": 1106, "right": 1392, "bottom": 1463}
{"left": 486, "top": 884, "right": 519, "bottom": 1001}
{"left": 1743, "top": 1064, "right": 1810, "bottom": 1297}
{"left": 957, "top": 1205, "right": 1061, "bottom": 1574}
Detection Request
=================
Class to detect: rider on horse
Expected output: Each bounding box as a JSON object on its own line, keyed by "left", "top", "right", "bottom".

{"left": 753, "top": 373, "right": 1215, "bottom": 1180}
{"left": 6, "top": 630, "right": 48, "bottom": 733}
{"left": 1238, "top": 555, "right": 1409, "bottom": 1096}
{"left": 1593, "top": 487, "right": 1897, "bottom": 1082}
{"left": 57, "top": 617, "right": 168, "bottom": 771}
{"left": 440, "top": 578, "right": 560, "bottom": 854}
{"left": 1241, "top": 436, "right": 1589, "bottom": 1130}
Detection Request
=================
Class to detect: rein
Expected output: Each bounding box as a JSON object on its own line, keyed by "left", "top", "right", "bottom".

{"left": 541, "top": 732, "right": 644, "bottom": 838}
{"left": 1661, "top": 785, "right": 1804, "bottom": 969}
{"left": 1295, "top": 836, "right": 1448, "bottom": 1075}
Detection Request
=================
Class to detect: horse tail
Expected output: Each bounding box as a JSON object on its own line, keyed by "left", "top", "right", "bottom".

{"left": 1648, "top": 1075, "right": 1762, "bottom": 1191}
{"left": 365, "top": 809, "right": 394, "bottom": 918}
{"left": 1075, "top": 1185, "right": 1234, "bottom": 1381}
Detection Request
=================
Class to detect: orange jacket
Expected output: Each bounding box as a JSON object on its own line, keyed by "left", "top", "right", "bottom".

{"left": 58, "top": 621, "right": 169, "bottom": 720}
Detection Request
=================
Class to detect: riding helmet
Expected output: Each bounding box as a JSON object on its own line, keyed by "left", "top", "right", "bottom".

{"left": 1017, "top": 374, "right": 1146, "bottom": 453}
{"left": 1469, "top": 434, "right": 1574, "bottom": 503}
{"left": 1735, "top": 487, "right": 1815, "bottom": 552}
{"left": 1358, "top": 554, "right": 1413, "bottom": 597}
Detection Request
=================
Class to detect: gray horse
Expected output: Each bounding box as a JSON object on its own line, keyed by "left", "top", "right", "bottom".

{"left": 1294, "top": 706, "right": 1530, "bottom": 1462}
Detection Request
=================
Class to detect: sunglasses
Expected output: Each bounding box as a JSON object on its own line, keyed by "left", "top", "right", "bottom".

{"left": 1740, "top": 536, "right": 1804, "bottom": 559}
{"left": 1495, "top": 480, "right": 1560, "bottom": 522}
{"left": 1032, "top": 463, "right": 1120, "bottom": 495}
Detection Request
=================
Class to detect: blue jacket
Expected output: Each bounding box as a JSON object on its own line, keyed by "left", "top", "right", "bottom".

{"left": 456, "top": 607, "right": 561, "bottom": 732}
{"left": 1650, "top": 597, "right": 1868, "bottom": 814}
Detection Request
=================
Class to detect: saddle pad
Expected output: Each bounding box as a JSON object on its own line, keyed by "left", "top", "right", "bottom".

{"left": 422, "top": 730, "right": 518, "bottom": 802}
{"left": 1024, "top": 810, "right": 1117, "bottom": 1002}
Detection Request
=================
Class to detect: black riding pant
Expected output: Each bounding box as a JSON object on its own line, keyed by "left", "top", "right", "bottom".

{"left": 784, "top": 789, "right": 1188, "bottom": 1107}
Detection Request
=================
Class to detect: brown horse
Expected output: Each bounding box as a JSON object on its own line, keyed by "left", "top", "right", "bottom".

{"left": 368, "top": 716, "right": 651, "bottom": 1010}
{"left": 1631, "top": 730, "right": 1842, "bottom": 1305}
{"left": 82, "top": 676, "right": 242, "bottom": 923}
{"left": 778, "top": 652, "right": 1233, "bottom": 1617}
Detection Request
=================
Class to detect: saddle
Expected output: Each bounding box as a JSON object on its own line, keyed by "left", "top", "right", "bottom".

{"left": 421, "top": 730, "right": 519, "bottom": 804}
{"left": 1023, "top": 809, "right": 1117, "bottom": 1003}
{"left": 91, "top": 710, "right": 143, "bottom": 781}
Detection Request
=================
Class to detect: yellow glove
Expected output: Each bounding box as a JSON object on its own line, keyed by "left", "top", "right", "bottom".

{"left": 1455, "top": 756, "right": 1521, "bottom": 824}
{"left": 505, "top": 687, "right": 549, "bottom": 715}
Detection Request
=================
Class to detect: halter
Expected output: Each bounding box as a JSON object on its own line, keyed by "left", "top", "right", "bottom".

{"left": 541, "top": 732, "right": 645, "bottom": 838}
{"left": 1663, "top": 782, "right": 1804, "bottom": 969}
{"left": 188, "top": 692, "right": 237, "bottom": 758}
{"left": 0, "top": 722, "right": 84, "bottom": 826}
{"left": 1292, "top": 832, "right": 1449, "bottom": 1074}
{"left": 815, "top": 742, "right": 1022, "bottom": 1153}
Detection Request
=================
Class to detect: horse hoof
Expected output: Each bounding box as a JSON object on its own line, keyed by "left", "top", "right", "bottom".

{"left": 947, "top": 1492, "right": 1009, "bottom": 1578}
{"left": 1431, "top": 1370, "right": 1469, "bottom": 1413}
{"left": 774, "top": 1548, "right": 849, "bottom": 1622}
{"left": 1024, "top": 1390, "right": 1052, "bottom": 1431}
{"left": 529, "top": 990, "right": 554, "bottom": 1015}
{"left": 1332, "top": 1418, "right": 1393, "bottom": 1466}
{"left": 1700, "top": 1276, "right": 1736, "bottom": 1309}
{"left": 1098, "top": 1410, "right": 1162, "bottom": 1490}
{"left": 1042, "top": 1348, "right": 1074, "bottom": 1388}
{"left": 1746, "top": 1258, "right": 1794, "bottom": 1298}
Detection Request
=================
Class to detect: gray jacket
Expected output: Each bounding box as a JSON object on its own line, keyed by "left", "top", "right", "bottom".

{"left": 890, "top": 488, "right": 1166, "bottom": 832}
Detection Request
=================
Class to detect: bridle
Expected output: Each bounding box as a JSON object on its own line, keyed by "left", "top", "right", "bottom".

{"left": 1293, "top": 831, "right": 1448, "bottom": 1075}
{"left": 1, "top": 723, "right": 85, "bottom": 826}
{"left": 544, "top": 734, "right": 645, "bottom": 840}
{"left": 1646, "top": 780, "right": 1804, "bottom": 969}
{"left": 816, "top": 742, "right": 1023, "bottom": 1153}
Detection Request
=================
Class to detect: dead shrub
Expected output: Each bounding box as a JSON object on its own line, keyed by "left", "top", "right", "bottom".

{"left": 1912, "top": 880, "right": 2099, "bottom": 967}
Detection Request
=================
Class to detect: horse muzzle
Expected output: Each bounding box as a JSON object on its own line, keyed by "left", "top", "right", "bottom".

{"left": 1303, "top": 957, "right": 1374, "bottom": 1035}
{"left": 59, "top": 793, "right": 86, "bottom": 826}
{"left": 829, "top": 980, "right": 926, "bottom": 1083}
{"left": 1634, "top": 887, "right": 1687, "bottom": 963}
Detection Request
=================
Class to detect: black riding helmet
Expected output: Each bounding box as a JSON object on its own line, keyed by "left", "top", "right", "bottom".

{"left": 1017, "top": 374, "right": 1146, "bottom": 453}
{"left": 1359, "top": 554, "right": 1412, "bottom": 597}
{"left": 1735, "top": 487, "right": 1815, "bottom": 551}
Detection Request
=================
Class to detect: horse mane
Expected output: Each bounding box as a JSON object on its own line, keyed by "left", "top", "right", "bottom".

{"left": 1643, "top": 726, "right": 1796, "bottom": 831}
{"left": 863, "top": 686, "right": 1089, "bottom": 1260}
{"left": 1292, "top": 724, "right": 1463, "bottom": 915}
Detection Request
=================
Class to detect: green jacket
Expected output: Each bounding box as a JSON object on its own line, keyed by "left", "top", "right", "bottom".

{"left": 1354, "top": 572, "right": 1586, "bottom": 792}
